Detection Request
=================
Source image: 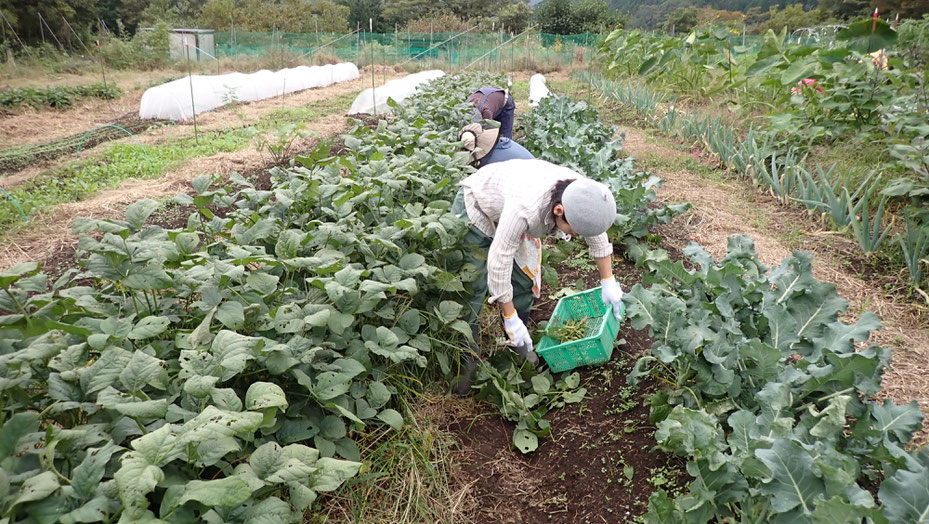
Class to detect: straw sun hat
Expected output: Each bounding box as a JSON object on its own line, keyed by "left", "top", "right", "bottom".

{"left": 458, "top": 122, "right": 500, "bottom": 165}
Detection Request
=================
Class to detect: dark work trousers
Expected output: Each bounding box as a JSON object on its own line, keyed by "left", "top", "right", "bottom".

{"left": 452, "top": 189, "right": 534, "bottom": 355}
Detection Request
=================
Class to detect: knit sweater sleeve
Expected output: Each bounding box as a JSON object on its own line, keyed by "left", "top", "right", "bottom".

{"left": 585, "top": 232, "right": 613, "bottom": 259}
{"left": 486, "top": 206, "right": 527, "bottom": 304}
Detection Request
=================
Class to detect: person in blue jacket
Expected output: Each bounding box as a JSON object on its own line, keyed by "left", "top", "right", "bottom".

{"left": 459, "top": 121, "right": 534, "bottom": 168}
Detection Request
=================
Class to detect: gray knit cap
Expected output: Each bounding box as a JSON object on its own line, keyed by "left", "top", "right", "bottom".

{"left": 562, "top": 179, "right": 617, "bottom": 237}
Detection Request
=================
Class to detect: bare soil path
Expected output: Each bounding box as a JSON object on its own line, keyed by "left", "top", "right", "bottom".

{"left": 618, "top": 125, "right": 929, "bottom": 442}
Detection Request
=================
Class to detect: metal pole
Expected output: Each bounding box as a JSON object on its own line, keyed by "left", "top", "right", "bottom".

{"left": 185, "top": 39, "right": 199, "bottom": 144}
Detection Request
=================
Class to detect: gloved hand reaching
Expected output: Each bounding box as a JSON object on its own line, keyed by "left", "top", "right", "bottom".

{"left": 601, "top": 276, "right": 624, "bottom": 319}
{"left": 502, "top": 311, "right": 538, "bottom": 364}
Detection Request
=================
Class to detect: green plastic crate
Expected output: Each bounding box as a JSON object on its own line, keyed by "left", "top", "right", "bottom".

{"left": 536, "top": 287, "right": 625, "bottom": 373}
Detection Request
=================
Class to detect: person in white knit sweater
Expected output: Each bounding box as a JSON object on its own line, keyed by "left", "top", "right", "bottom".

{"left": 451, "top": 158, "right": 625, "bottom": 394}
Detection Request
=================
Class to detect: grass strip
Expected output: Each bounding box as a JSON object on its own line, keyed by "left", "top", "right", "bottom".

{"left": 0, "top": 90, "right": 358, "bottom": 231}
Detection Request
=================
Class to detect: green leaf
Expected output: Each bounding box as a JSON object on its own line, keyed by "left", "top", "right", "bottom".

{"left": 513, "top": 429, "right": 538, "bottom": 453}
{"left": 872, "top": 400, "right": 925, "bottom": 444}
{"left": 119, "top": 350, "right": 167, "bottom": 392}
{"left": 376, "top": 408, "right": 404, "bottom": 430}
{"left": 813, "top": 313, "right": 881, "bottom": 355}
{"left": 0, "top": 261, "right": 40, "bottom": 288}
{"left": 125, "top": 199, "right": 159, "bottom": 231}
{"left": 216, "top": 301, "right": 245, "bottom": 330}
{"left": 175, "top": 232, "right": 200, "bottom": 254}
{"left": 313, "top": 372, "right": 353, "bottom": 401}
{"left": 246, "top": 271, "right": 279, "bottom": 295}
{"left": 779, "top": 58, "right": 815, "bottom": 86}
{"left": 245, "top": 382, "right": 289, "bottom": 411}
{"left": 763, "top": 305, "right": 799, "bottom": 351}
{"left": 11, "top": 471, "right": 59, "bottom": 507}
{"left": 123, "top": 263, "right": 173, "bottom": 290}
{"left": 328, "top": 311, "right": 354, "bottom": 335}
{"left": 366, "top": 381, "right": 391, "bottom": 409}
{"left": 60, "top": 496, "right": 119, "bottom": 524}
{"left": 398, "top": 253, "right": 425, "bottom": 270}
{"left": 655, "top": 406, "right": 726, "bottom": 470}
{"left": 319, "top": 415, "right": 347, "bottom": 440}
{"left": 449, "top": 320, "right": 474, "bottom": 342}
{"left": 878, "top": 455, "right": 929, "bottom": 524}
{"left": 204, "top": 330, "right": 262, "bottom": 381}
{"left": 727, "top": 410, "right": 756, "bottom": 457}
{"left": 177, "top": 477, "right": 251, "bottom": 508}
{"left": 809, "top": 394, "right": 851, "bottom": 439}
{"left": 837, "top": 19, "right": 898, "bottom": 54}
{"left": 71, "top": 442, "right": 120, "bottom": 500}
{"left": 563, "top": 373, "right": 580, "bottom": 389}
{"left": 0, "top": 411, "right": 39, "bottom": 460}
{"left": 248, "top": 441, "right": 319, "bottom": 486}
{"left": 531, "top": 375, "right": 552, "bottom": 395}
{"left": 755, "top": 438, "right": 825, "bottom": 514}
{"left": 183, "top": 375, "right": 219, "bottom": 398}
{"left": 310, "top": 457, "right": 362, "bottom": 492}
{"left": 305, "top": 309, "right": 331, "bottom": 327}
{"left": 128, "top": 316, "right": 170, "bottom": 340}
{"left": 396, "top": 309, "right": 421, "bottom": 334}
{"left": 176, "top": 406, "right": 263, "bottom": 466}
{"left": 115, "top": 449, "right": 165, "bottom": 518}
{"left": 82, "top": 346, "right": 132, "bottom": 394}
{"left": 435, "top": 301, "right": 463, "bottom": 322}
{"left": 113, "top": 398, "right": 169, "bottom": 419}
{"left": 811, "top": 496, "right": 881, "bottom": 524}
{"left": 275, "top": 229, "right": 306, "bottom": 259}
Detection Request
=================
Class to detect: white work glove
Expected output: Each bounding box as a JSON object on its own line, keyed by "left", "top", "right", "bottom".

{"left": 502, "top": 312, "right": 538, "bottom": 364}
{"left": 601, "top": 277, "right": 624, "bottom": 320}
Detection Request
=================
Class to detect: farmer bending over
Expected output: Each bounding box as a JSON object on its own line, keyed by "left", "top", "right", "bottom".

{"left": 451, "top": 159, "right": 625, "bottom": 394}
{"left": 467, "top": 86, "right": 516, "bottom": 139}
{"left": 459, "top": 120, "right": 534, "bottom": 168}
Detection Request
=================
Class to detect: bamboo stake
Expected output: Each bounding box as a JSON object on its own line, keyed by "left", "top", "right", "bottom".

{"left": 38, "top": 13, "right": 66, "bottom": 54}
{"left": 185, "top": 38, "right": 200, "bottom": 144}
{"left": 0, "top": 11, "right": 35, "bottom": 60}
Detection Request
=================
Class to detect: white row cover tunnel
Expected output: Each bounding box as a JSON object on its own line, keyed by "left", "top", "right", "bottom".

{"left": 529, "top": 74, "right": 551, "bottom": 107}
{"left": 139, "top": 63, "right": 360, "bottom": 121}
{"left": 348, "top": 70, "right": 445, "bottom": 115}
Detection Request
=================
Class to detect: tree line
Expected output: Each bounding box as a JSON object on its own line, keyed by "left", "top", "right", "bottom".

{"left": 0, "top": 0, "right": 926, "bottom": 54}
{"left": 612, "top": 0, "right": 927, "bottom": 31}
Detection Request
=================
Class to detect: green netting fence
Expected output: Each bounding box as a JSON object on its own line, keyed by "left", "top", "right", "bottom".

{"left": 214, "top": 31, "right": 602, "bottom": 67}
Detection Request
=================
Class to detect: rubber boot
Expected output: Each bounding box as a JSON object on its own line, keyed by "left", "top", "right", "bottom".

{"left": 452, "top": 352, "right": 480, "bottom": 396}
{"left": 453, "top": 325, "right": 482, "bottom": 396}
